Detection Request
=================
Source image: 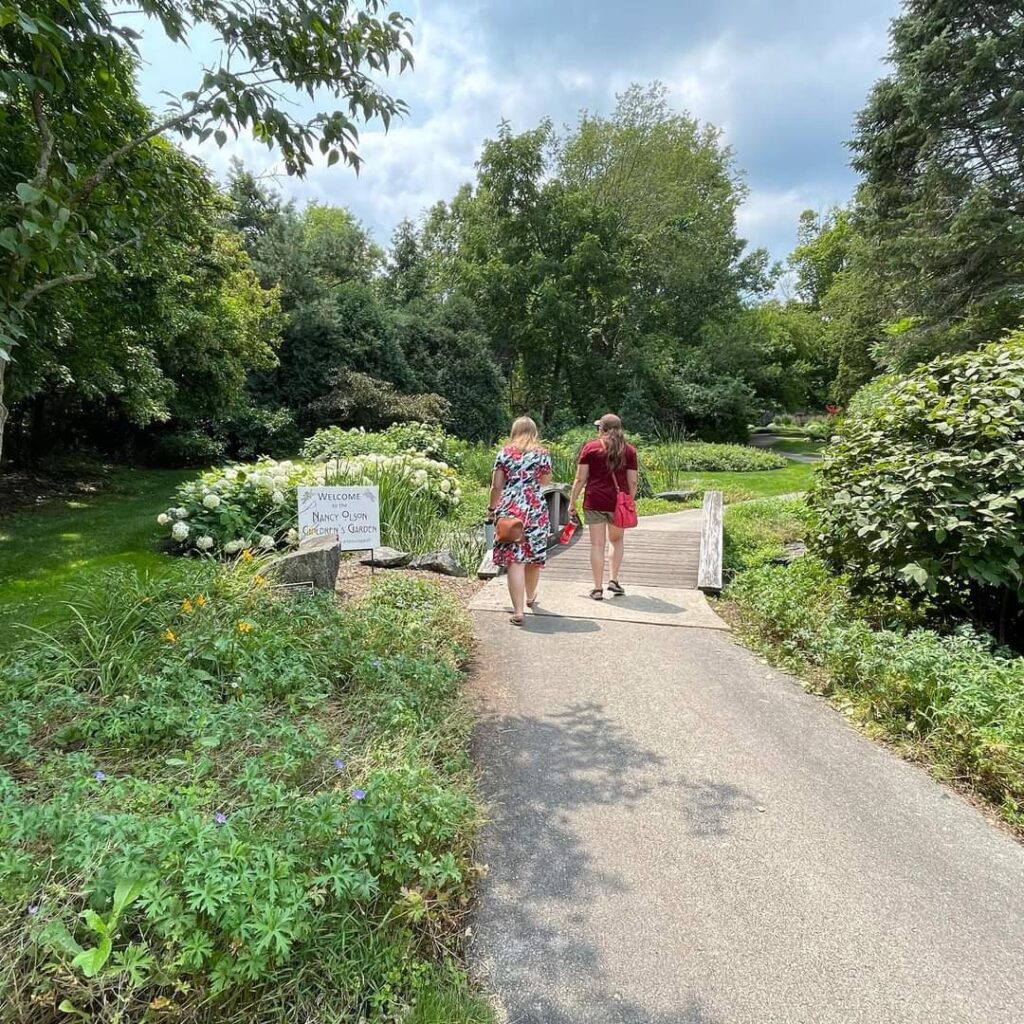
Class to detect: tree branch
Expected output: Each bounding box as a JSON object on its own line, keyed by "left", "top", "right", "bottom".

{"left": 21, "top": 234, "right": 138, "bottom": 307}
{"left": 73, "top": 100, "right": 214, "bottom": 205}
{"left": 30, "top": 91, "right": 55, "bottom": 190}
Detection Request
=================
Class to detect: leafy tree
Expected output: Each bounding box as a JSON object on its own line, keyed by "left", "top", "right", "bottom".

{"left": 850, "top": 0, "right": 1024, "bottom": 366}
{"left": 789, "top": 208, "right": 852, "bottom": 309}
{"left": 390, "top": 294, "right": 506, "bottom": 440}
{"left": 1, "top": 0, "right": 413, "bottom": 460}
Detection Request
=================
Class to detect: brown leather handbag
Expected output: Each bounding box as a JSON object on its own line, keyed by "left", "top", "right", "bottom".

{"left": 495, "top": 516, "right": 525, "bottom": 544}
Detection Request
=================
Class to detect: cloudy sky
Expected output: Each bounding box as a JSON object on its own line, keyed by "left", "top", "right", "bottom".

{"left": 132, "top": 0, "right": 901, "bottom": 267}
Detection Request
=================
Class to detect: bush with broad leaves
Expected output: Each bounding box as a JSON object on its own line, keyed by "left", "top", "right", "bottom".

{"left": 809, "top": 335, "right": 1024, "bottom": 647}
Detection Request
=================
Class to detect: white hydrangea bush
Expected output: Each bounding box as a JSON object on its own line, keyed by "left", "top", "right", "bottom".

{"left": 326, "top": 453, "right": 461, "bottom": 512}
{"left": 157, "top": 458, "right": 317, "bottom": 556}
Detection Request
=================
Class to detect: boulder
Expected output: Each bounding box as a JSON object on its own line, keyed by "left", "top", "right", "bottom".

{"left": 655, "top": 490, "right": 697, "bottom": 503}
{"left": 408, "top": 550, "right": 467, "bottom": 578}
{"left": 771, "top": 541, "right": 807, "bottom": 565}
{"left": 266, "top": 535, "right": 340, "bottom": 592}
{"left": 360, "top": 547, "right": 411, "bottom": 568}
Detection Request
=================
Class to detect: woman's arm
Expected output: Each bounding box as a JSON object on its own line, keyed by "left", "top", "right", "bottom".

{"left": 627, "top": 469, "right": 639, "bottom": 499}
{"left": 569, "top": 464, "right": 589, "bottom": 517}
{"left": 488, "top": 468, "right": 506, "bottom": 517}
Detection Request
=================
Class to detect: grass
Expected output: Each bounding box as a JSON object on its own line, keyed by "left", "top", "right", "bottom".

{"left": 663, "top": 462, "right": 815, "bottom": 502}
{"left": 0, "top": 467, "right": 191, "bottom": 641}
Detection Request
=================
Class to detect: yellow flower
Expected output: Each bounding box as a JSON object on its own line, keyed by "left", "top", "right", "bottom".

{"left": 195, "top": 594, "right": 207, "bottom": 607}
{"left": 236, "top": 621, "right": 254, "bottom": 634}
{"left": 181, "top": 598, "right": 194, "bottom": 614}
{"left": 162, "top": 629, "right": 178, "bottom": 643}
{"left": 241, "top": 550, "right": 254, "bottom": 563}
{"left": 253, "top": 574, "right": 267, "bottom": 588}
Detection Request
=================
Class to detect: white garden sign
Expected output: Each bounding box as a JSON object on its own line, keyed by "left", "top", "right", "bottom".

{"left": 296, "top": 486, "right": 380, "bottom": 551}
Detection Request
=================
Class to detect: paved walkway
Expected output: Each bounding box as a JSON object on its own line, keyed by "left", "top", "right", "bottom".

{"left": 467, "top": 514, "right": 1024, "bottom": 1023}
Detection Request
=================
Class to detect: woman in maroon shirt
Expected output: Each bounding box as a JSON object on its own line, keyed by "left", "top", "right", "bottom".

{"left": 568, "top": 413, "right": 639, "bottom": 599}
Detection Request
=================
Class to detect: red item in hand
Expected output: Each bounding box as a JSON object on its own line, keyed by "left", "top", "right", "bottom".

{"left": 558, "top": 520, "right": 578, "bottom": 545}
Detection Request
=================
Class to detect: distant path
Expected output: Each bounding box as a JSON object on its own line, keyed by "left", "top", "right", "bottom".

{"left": 748, "top": 432, "right": 821, "bottom": 463}
{"left": 467, "top": 511, "right": 1024, "bottom": 1024}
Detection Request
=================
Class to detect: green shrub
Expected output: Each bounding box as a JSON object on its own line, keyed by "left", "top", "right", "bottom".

{"left": 224, "top": 404, "right": 302, "bottom": 460}
{"left": 323, "top": 453, "right": 462, "bottom": 518}
{"left": 149, "top": 430, "right": 227, "bottom": 468}
{"left": 302, "top": 422, "right": 465, "bottom": 469}
{"left": 159, "top": 458, "right": 316, "bottom": 556}
{"left": 0, "top": 566, "right": 480, "bottom": 1021}
{"left": 809, "top": 336, "right": 1024, "bottom": 647}
{"left": 639, "top": 441, "right": 786, "bottom": 484}
{"left": 728, "top": 557, "right": 1024, "bottom": 831}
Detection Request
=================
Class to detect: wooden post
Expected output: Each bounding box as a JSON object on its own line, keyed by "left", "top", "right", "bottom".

{"left": 698, "top": 490, "right": 724, "bottom": 593}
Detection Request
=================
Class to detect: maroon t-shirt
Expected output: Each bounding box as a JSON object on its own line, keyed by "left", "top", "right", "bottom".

{"left": 579, "top": 439, "right": 638, "bottom": 512}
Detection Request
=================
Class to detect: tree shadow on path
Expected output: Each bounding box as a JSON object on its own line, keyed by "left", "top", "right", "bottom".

{"left": 471, "top": 699, "right": 730, "bottom": 1023}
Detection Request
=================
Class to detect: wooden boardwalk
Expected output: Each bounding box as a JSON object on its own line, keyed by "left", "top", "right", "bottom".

{"left": 545, "top": 515, "right": 702, "bottom": 590}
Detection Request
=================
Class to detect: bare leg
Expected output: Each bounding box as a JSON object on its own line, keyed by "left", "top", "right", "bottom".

{"left": 506, "top": 562, "right": 527, "bottom": 621}
{"left": 588, "top": 521, "right": 607, "bottom": 591}
{"left": 525, "top": 564, "right": 542, "bottom": 606}
{"left": 608, "top": 524, "right": 625, "bottom": 583}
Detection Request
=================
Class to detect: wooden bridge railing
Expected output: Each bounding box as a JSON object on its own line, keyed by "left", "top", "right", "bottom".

{"left": 697, "top": 490, "right": 724, "bottom": 594}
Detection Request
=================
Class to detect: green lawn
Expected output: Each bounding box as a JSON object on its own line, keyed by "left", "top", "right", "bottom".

{"left": 673, "top": 461, "right": 816, "bottom": 502}
{"left": 0, "top": 467, "right": 192, "bottom": 640}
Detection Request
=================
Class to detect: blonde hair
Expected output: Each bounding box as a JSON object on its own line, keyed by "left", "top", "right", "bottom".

{"left": 597, "top": 413, "right": 627, "bottom": 472}
{"left": 508, "top": 416, "right": 542, "bottom": 451}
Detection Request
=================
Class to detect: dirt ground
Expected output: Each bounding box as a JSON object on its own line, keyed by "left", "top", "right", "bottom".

{"left": 335, "top": 554, "right": 488, "bottom": 606}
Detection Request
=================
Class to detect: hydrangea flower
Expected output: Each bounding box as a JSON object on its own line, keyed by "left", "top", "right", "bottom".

{"left": 171, "top": 521, "right": 190, "bottom": 542}
{"left": 286, "top": 528, "right": 299, "bottom": 545}
{"left": 157, "top": 512, "right": 171, "bottom": 526}
{"left": 203, "top": 493, "right": 221, "bottom": 509}
{"left": 224, "top": 540, "right": 243, "bottom": 554}
{"left": 271, "top": 490, "right": 285, "bottom": 506}
{"left": 258, "top": 534, "right": 276, "bottom": 550}
{"left": 174, "top": 507, "right": 189, "bottom": 519}
{"left": 196, "top": 535, "right": 214, "bottom": 551}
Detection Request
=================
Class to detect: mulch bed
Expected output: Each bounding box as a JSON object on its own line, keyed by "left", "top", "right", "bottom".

{"left": 335, "top": 555, "right": 487, "bottom": 607}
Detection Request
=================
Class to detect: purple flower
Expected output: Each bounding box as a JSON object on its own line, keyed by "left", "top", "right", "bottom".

{"left": 93, "top": 770, "right": 107, "bottom": 782}
{"left": 333, "top": 758, "right": 346, "bottom": 772}
{"left": 27, "top": 904, "right": 39, "bottom": 916}
{"left": 351, "top": 788, "right": 366, "bottom": 801}
{"left": 214, "top": 811, "right": 227, "bottom": 826}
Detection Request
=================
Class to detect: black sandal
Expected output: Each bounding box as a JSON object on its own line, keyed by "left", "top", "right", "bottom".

{"left": 589, "top": 589, "right": 604, "bottom": 601}
{"left": 607, "top": 580, "right": 625, "bottom": 596}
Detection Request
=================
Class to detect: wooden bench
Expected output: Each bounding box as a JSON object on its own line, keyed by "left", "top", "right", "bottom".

{"left": 697, "top": 490, "right": 724, "bottom": 593}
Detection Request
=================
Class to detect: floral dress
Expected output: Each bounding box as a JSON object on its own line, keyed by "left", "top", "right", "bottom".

{"left": 491, "top": 445, "right": 552, "bottom": 567}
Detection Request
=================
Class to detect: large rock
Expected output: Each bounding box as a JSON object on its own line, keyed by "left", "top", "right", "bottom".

{"left": 655, "top": 490, "right": 697, "bottom": 503}
{"left": 408, "top": 550, "right": 467, "bottom": 578}
{"left": 267, "top": 535, "right": 340, "bottom": 592}
{"left": 771, "top": 541, "right": 808, "bottom": 565}
{"left": 360, "top": 547, "right": 411, "bottom": 568}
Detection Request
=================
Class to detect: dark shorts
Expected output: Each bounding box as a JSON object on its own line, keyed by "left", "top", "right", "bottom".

{"left": 583, "top": 508, "right": 614, "bottom": 525}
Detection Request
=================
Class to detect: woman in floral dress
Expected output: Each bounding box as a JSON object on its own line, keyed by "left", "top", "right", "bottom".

{"left": 488, "top": 417, "right": 553, "bottom": 626}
